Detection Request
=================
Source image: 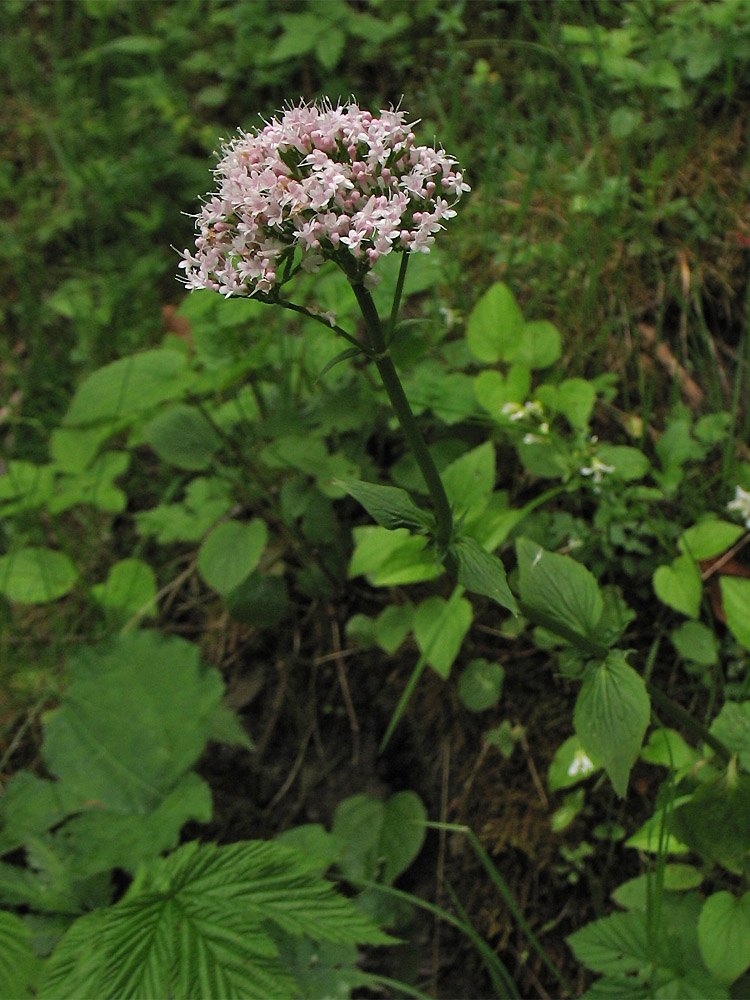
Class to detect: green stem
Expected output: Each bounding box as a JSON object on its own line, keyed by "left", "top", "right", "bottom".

{"left": 646, "top": 681, "right": 731, "bottom": 764}
{"left": 350, "top": 280, "right": 454, "bottom": 551}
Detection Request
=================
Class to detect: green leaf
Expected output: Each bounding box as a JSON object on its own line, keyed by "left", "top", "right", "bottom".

{"left": 568, "top": 909, "right": 651, "bottom": 975}
{"left": 473, "top": 365, "right": 531, "bottom": 415}
{"left": 640, "top": 728, "right": 699, "bottom": 771}
{"left": 441, "top": 442, "right": 496, "bottom": 520}
{"left": 509, "top": 319, "right": 561, "bottom": 369}
{"left": 596, "top": 444, "right": 650, "bottom": 481}
{"left": 698, "top": 892, "right": 750, "bottom": 984}
{"left": 0, "top": 770, "right": 82, "bottom": 857}
{"left": 374, "top": 603, "right": 414, "bottom": 654}
{"left": 198, "top": 518, "right": 267, "bottom": 594}
{"left": 0, "top": 461, "right": 54, "bottom": 515}
{"left": 670, "top": 771, "right": 750, "bottom": 871}
{"left": 348, "top": 526, "right": 440, "bottom": 586}
{"left": 574, "top": 651, "right": 650, "bottom": 797}
{"left": 516, "top": 538, "right": 603, "bottom": 643}
{"left": 0, "top": 547, "right": 78, "bottom": 604}
{"left": 611, "top": 865, "right": 703, "bottom": 911}
{"left": 451, "top": 536, "right": 518, "bottom": 614}
{"left": 48, "top": 450, "right": 130, "bottom": 514}
{"left": 225, "top": 572, "right": 288, "bottom": 628}
{"left": 609, "top": 105, "right": 643, "bottom": 138}
{"left": 91, "top": 558, "right": 157, "bottom": 620}
{"left": 466, "top": 282, "right": 525, "bottom": 364}
{"left": 42, "top": 631, "right": 240, "bottom": 813}
{"left": 679, "top": 519, "right": 745, "bottom": 560}
{"left": 556, "top": 377, "right": 596, "bottom": 429}
{"left": 720, "top": 577, "right": 750, "bottom": 651}
{"left": 140, "top": 404, "right": 220, "bottom": 470}
{"left": 0, "top": 910, "right": 43, "bottom": 998}
{"left": 671, "top": 620, "right": 719, "bottom": 666}
{"left": 653, "top": 554, "right": 702, "bottom": 619}
{"left": 334, "top": 479, "right": 432, "bottom": 531}
{"left": 711, "top": 702, "right": 750, "bottom": 770}
{"left": 413, "top": 593, "right": 473, "bottom": 679}
{"left": 39, "top": 840, "right": 392, "bottom": 1000}
{"left": 135, "top": 476, "right": 233, "bottom": 544}
{"left": 332, "top": 792, "right": 426, "bottom": 886}
{"left": 458, "top": 658, "right": 504, "bottom": 712}
{"left": 63, "top": 349, "right": 190, "bottom": 426}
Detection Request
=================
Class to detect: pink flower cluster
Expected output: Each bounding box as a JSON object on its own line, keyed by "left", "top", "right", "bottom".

{"left": 179, "top": 101, "right": 469, "bottom": 298}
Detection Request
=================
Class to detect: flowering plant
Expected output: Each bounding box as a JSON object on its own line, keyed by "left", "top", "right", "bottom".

{"left": 179, "top": 100, "right": 469, "bottom": 299}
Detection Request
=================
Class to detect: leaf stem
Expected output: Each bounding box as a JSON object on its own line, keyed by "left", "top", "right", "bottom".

{"left": 350, "top": 280, "right": 454, "bottom": 551}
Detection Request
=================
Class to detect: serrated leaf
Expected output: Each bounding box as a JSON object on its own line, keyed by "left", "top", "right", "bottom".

{"left": 40, "top": 840, "right": 393, "bottom": 1000}
{"left": 698, "top": 892, "right": 750, "bottom": 984}
{"left": 451, "top": 536, "right": 518, "bottom": 613}
{"left": 0, "top": 547, "right": 78, "bottom": 604}
{"left": 568, "top": 910, "right": 651, "bottom": 975}
{"left": 0, "top": 909, "right": 43, "bottom": 998}
{"left": 574, "top": 651, "right": 649, "bottom": 797}
{"left": 43, "top": 631, "right": 240, "bottom": 813}
{"left": 335, "top": 479, "right": 432, "bottom": 531}
{"left": 198, "top": 518, "right": 267, "bottom": 594}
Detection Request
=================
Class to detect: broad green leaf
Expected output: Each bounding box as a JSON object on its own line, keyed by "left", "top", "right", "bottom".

{"left": 567, "top": 910, "right": 651, "bottom": 975}
{"left": 42, "top": 631, "right": 239, "bottom": 813}
{"left": 334, "top": 479, "right": 432, "bottom": 531}
{"left": 640, "top": 728, "right": 699, "bottom": 771}
{"left": 374, "top": 603, "right": 414, "bottom": 654}
{"left": 557, "top": 377, "right": 596, "bottom": 429}
{"left": 0, "top": 547, "right": 78, "bottom": 604}
{"left": 473, "top": 365, "right": 531, "bottom": 415}
{"left": 198, "top": 519, "right": 267, "bottom": 595}
{"left": 516, "top": 538, "right": 603, "bottom": 642}
{"left": 611, "top": 865, "right": 703, "bottom": 911}
{"left": 332, "top": 792, "right": 426, "bottom": 887}
{"left": 413, "top": 593, "right": 473, "bottom": 679}
{"left": 625, "top": 798, "right": 692, "bottom": 855}
{"left": 720, "top": 577, "right": 750, "bottom": 652}
{"left": 441, "top": 442, "right": 496, "bottom": 520}
{"left": 49, "top": 426, "right": 116, "bottom": 473}
{"left": 0, "top": 461, "right": 54, "bottom": 514}
{"left": 135, "top": 476, "right": 233, "bottom": 544}
{"left": 670, "top": 771, "right": 750, "bottom": 871}
{"left": 451, "top": 536, "right": 518, "bottom": 614}
{"left": 458, "top": 659, "right": 504, "bottom": 712}
{"left": 225, "top": 572, "right": 289, "bottom": 628}
{"left": 466, "top": 282, "right": 525, "bottom": 364}
{"left": 50, "top": 773, "right": 212, "bottom": 879}
{"left": 275, "top": 824, "right": 340, "bottom": 874}
{"left": 332, "top": 795, "right": 385, "bottom": 883}
{"left": 653, "top": 554, "right": 701, "bottom": 619}
{"left": 48, "top": 450, "right": 130, "bottom": 514}
{"left": 348, "top": 526, "right": 439, "bottom": 586}
{"left": 140, "top": 404, "right": 220, "bottom": 470}
{"left": 711, "top": 702, "right": 750, "bottom": 770}
{"left": 698, "top": 892, "right": 750, "bottom": 984}
{"left": 574, "top": 651, "right": 649, "bottom": 797}
{"left": 63, "top": 350, "right": 190, "bottom": 426}
{"left": 596, "top": 444, "right": 650, "bottom": 481}
{"left": 609, "top": 105, "right": 642, "bottom": 138}
{"left": 679, "top": 520, "right": 745, "bottom": 561}
{"left": 380, "top": 791, "right": 427, "bottom": 884}
{"left": 509, "top": 319, "right": 561, "bottom": 369}
{"left": 0, "top": 770, "right": 82, "bottom": 857}
{"left": 91, "top": 558, "right": 157, "bottom": 620}
{"left": 0, "top": 910, "right": 42, "bottom": 998}
{"left": 671, "top": 620, "right": 719, "bottom": 666}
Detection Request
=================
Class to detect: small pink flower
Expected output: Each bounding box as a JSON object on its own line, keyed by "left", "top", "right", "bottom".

{"left": 179, "top": 99, "right": 469, "bottom": 298}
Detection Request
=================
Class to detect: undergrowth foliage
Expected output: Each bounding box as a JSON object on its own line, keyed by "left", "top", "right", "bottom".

{"left": 3, "top": 4, "right": 750, "bottom": 998}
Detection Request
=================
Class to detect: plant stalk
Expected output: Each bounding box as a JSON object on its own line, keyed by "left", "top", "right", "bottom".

{"left": 350, "top": 280, "right": 454, "bottom": 551}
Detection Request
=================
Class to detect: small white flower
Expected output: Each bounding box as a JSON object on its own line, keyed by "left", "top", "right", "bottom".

{"left": 580, "top": 457, "right": 615, "bottom": 484}
{"left": 567, "top": 750, "right": 595, "bottom": 777}
{"left": 727, "top": 486, "right": 750, "bottom": 528}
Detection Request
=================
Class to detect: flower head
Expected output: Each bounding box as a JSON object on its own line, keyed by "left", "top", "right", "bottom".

{"left": 178, "top": 100, "right": 469, "bottom": 298}
{"left": 727, "top": 485, "right": 750, "bottom": 528}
